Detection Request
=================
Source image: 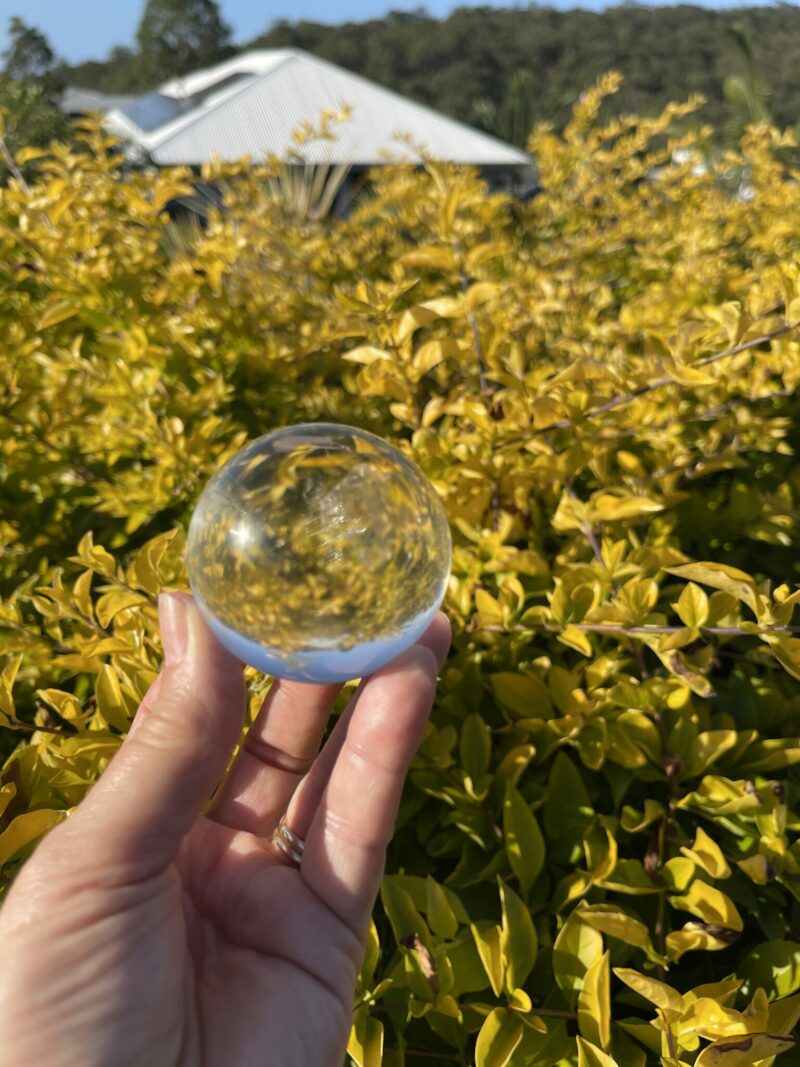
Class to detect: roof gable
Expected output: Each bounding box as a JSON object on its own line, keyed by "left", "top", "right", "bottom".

{"left": 106, "top": 49, "right": 530, "bottom": 168}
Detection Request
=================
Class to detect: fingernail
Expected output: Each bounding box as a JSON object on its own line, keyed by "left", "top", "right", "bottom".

{"left": 159, "top": 592, "right": 189, "bottom": 664}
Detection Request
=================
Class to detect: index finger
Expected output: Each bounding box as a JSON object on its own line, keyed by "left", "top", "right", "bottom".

{"left": 299, "top": 644, "right": 439, "bottom": 937}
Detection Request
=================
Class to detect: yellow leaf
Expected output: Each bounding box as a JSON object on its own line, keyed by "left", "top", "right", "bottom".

{"left": 95, "top": 665, "right": 130, "bottom": 732}
{"left": 15, "top": 146, "right": 48, "bottom": 164}
{"left": 475, "top": 1008, "right": 524, "bottom": 1067}
{"left": 694, "top": 1033, "right": 795, "bottom": 1067}
{"left": 578, "top": 951, "right": 612, "bottom": 1050}
{"left": 466, "top": 242, "right": 511, "bottom": 271}
{"left": 667, "top": 360, "right": 717, "bottom": 387}
{"left": 677, "top": 997, "right": 754, "bottom": 1042}
{"left": 418, "top": 296, "right": 463, "bottom": 319}
{"left": 398, "top": 245, "right": 457, "bottom": 271}
{"left": 96, "top": 589, "right": 149, "bottom": 629}
{"left": 588, "top": 492, "right": 665, "bottom": 523}
{"left": 411, "top": 338, "right": 459, "bottom": 378}
{"left": 670, "top": 880, "right": 743, "bottom": 932}
{"left": 475, "top": 588, "right": 504, "bottom": 626}
{"left": 613, "top": 968, "right": 683, "bottom": 1015}
{"left": 664, "top": 563, "right": 757, "bottom": 613}
{"left": 0, "top": 809, "right": 64, "bottom": 865}
{"left": 465, "top": 281, "right": 500, "bottom": 309}
{"left": 341, "top": 345, "right": 393, "bottom": 365}
{"left": 674, "top": 583, "right": 709, "bottom": 628}
{"left": 620, "top": 800, "right": 664, "bottom": 833}
{"left": 680, "top": 827, "right": 731, "bottom": 879}
{"left": 736, "top": 854, "right": 771, "bottom": 885}
{"left": 38, "top": 300, "right": 78, "bottom": 331}
{"left": 559, "top": 624, "right": 594, "bottom": 657}
{"left": 576, "top": 1036, "right": 620, "bottom": 1067}
{"left": 662, "top": 856, "right": 696, "bottom": 892}
{"left": 666, "top": 923, "right": 738, "bottom": 962}
{"left": 580, "top": 905, "right": 661, "bottom": 963}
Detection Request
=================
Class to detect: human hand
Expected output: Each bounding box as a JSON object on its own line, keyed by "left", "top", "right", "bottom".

{"left": 0, "top": 593, "right": 451, "bottom": 1067}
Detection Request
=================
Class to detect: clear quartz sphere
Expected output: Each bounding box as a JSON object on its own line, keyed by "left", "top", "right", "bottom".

{"left": 187, "top": 423, "right": 452, "bottom": 683}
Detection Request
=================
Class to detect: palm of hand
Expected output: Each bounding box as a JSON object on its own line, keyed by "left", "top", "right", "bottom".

{"left": 0, "top": 596, "right": 448, "bottom": 1067}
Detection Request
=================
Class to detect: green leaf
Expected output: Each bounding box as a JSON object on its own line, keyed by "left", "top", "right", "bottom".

{"left": 471, "top": 922, "right": 505, "bottom": 997}
{"left": 767, "top": 992, "right": 800, "bottom": 1035}
{"left": 553, "top": 909, "right": 603, "bottom": 1008}
{"left": 737, "top": 942, "right": 800, "bottom": 1000}
{"left": 543, "top": 751, "right": 593, "bottom": 850}
{"left": 426, "top": 876, "right": 459, "bottom": 939}
{"left": 381, "top": 879, "right": 430, "bottom": 947}
{"left": 490, "top": 671, "right": 552, "bottom": 719}
{"left": 499, "top": 878, "right": 537, "bottom": 990}
{"left": 460, "top": 712, "right": 492, "bottom": 783}
{"left": 447, "top": 935, "right": 492, "bottom": 996}
{"left": 347, "top": 1012, "right": 384, "bottom": 1067}
{"left": 475, "top": 1008, "right": 524, "bottom": 1067}
{"left": 503, "top": 784, "right": 545, "bottom": 893}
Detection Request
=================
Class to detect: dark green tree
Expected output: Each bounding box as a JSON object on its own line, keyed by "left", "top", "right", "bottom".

{"left": 3, "top": 17, "right": 57, "bottom": 84}
{"left": 0, "top": 79, "right": 69, "bottom": 159}
{"left": 136, "top": 0, "right": 233, "bottom": 85}
{"left": 0, "top": 18, "right": 67, "bottom": 174}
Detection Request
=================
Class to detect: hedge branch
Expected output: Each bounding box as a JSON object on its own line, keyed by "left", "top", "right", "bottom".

{"left": 478, "top": 621, "right": 800, "bottom": 637}
{"left": 512, "top": 320, "right": 800, "bottom": 442}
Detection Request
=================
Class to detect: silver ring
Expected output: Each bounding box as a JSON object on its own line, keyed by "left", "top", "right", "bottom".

{"left": 272, "top": 814, "right": 305, "bottom": 867}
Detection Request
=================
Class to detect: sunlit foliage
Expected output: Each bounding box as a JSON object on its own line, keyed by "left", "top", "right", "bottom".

{"left": 2, "top": 81, "right": 800, "bottom": 1066}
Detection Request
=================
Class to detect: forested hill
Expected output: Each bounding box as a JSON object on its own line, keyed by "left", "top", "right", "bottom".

{"left": 64, "top": 5, "right": 800, "bottom": 143}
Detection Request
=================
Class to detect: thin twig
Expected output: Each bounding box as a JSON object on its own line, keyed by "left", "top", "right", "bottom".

{"left": 575, "top": 323, "right": 796, "bottom": 425}
{"left": 508, "top": 321, "right": 799, "bottom": 443}
{"left": 453, "top": 239, "right": 491, "bottom": 396}
{"left": 478, "top": 621, "right": 800, "bottom": 637}
{"left": 0, "top": 136, "right": 56, "bottom": 233}
{"left": 0, "top": 621, "right": 74, "bottom": 657}
{"left": 0, "top": 136, "right": 30, "bottom": 192}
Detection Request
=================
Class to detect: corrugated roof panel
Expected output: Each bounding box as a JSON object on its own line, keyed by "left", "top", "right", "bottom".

{"left": 148, "top": 52, "right": 530, "bottom": 167}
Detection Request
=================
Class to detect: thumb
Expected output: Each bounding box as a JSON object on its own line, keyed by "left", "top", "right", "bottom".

{"left": 65, "top": 592, "right": 246, "bottom": 879}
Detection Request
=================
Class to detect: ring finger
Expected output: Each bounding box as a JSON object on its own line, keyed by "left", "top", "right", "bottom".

{"left": 209, "top": 677, "right": 342, "bottom": 836}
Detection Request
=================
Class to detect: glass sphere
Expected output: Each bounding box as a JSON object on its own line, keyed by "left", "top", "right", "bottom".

{"left": 187, "top": 423, "right": 452, "bottom": 683}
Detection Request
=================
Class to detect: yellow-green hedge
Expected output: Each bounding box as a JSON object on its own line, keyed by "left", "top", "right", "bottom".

{"left": 2, "top": 78, "right": 800, "bottom": 1066}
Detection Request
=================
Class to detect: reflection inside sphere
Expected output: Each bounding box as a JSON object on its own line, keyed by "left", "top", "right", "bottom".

{"left": 187, "top": 423, "right": 452, "bottom": 682}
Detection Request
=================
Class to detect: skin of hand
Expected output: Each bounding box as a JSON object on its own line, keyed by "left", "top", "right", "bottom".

{"left": 0, "top": 592, "right": 451, "bottom": 1067}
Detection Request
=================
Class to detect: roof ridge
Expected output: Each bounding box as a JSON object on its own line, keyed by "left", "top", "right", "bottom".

{"left": 145, "top": 53, "right": 300, "bottom": 151}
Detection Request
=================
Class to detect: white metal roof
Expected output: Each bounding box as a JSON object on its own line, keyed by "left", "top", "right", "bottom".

{"left": 61, "top": 87, "right": 137, "bottom": 115}
{"left": 103, "top": 50, "right": 530, "bottom": 168}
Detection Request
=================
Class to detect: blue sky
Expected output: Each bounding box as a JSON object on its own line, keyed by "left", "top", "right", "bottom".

{"left": 0, "top": 0, "right": 766, "bottom": 64}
